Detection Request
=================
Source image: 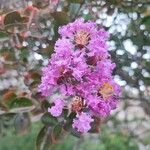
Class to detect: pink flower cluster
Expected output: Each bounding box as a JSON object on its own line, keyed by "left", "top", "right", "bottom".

{"left": 39, "top": 19, "right": 120, "bottom": 133}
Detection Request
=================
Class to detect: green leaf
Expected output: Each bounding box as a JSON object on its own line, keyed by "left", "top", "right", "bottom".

{"left": 4, "top": 11, "right": 23, "bottom": 25}
{"left": 51, "top": 11, "right": 70, "bottom": 40}
{"left": 41, "top": 100, "right": 51, "bottom": 111}
{"left": 141, "top": 16, "right": 150, "bottom": 26}
{"left": 36, "top": 126, "right": 52, "bottom": 150}
{"left": 3, "top": 11, "right": 27, "bottom": 33}
{"left": 41, "top": 113, "right": 58, "bottom": 126}
{"left": 51, "top": 11, "right": 70, "bottom": 25}
{"left": 52, "top": 124, "right": 62, "bottom": 140}
{"left": 53, "top": 22, "right": 60, "bottom": 40}
{"left": 130, "top": 35, "right": 143, "bottom": 47}
{"left": 0, "top": 32, "right": 9, "bottom": 39}
{"left": 19, "top": 48, "right": 29, "bottom": 62}
{"left": 63, "top": 112, "right": 76, "bottom": 131}
{"left": 71, "top": 128, "right": 82, "bottom": 138}
{"left": 62, "top": 109, "right": 69, "bottom": 120}
{"left": 144, "top": 77, "right": 150, "bottom": 85}
{"left": 7, "top": 97, "right": 33, "bottom": 109}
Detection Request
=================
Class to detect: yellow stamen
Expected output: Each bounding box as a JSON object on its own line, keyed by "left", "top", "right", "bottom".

{"left": 99, "top": 83, "right": 114, "bottom": 99}
{"left": 74, "top": 30, "right": 90, "bottom": 47}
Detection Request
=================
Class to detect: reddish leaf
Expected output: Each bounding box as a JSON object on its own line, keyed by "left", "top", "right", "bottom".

{"left": 2, "top": 91, "right": 17, "bottom": 102}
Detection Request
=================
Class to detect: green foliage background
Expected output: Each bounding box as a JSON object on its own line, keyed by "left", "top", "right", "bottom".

{"left": 0, "top": 122, "right": 138, "bottom": 150}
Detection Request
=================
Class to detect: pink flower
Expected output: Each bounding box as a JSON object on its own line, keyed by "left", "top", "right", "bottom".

{"left": 48, "top": 99, "right": 64, "bottom": 117}
{"left": 72, "top": 112, "right": 94, "bottom": 133}
{"left": 39, "top": 19, "right": 121, "bottom": 133}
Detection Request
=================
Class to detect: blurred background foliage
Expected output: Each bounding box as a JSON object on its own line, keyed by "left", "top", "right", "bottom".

{"left": 0, "top": 122, "right": 139, "bottom": 150}
{"left": 0, "top": 0, "right": 150, "bottom": 150}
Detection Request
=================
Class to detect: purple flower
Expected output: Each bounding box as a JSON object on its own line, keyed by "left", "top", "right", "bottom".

{"left": 72, "top": 112, "right": 94, "bottom": 133}
{"left": 95, "top": 60, "right": 116, "bottom": 79}
{"left": 48, "top": 99, "right": 65, "bottom": 117}
{"left": 86, "top": 95, "right": 110, "bottom": 117}
{"left": 39, "top": 19, "right": 121, "bottom": 133}
{"left": 71, "top": 51, "right": 88, "bottom": 80}
{"left": 58, "top": 18, "right": 96, "bottom": 39}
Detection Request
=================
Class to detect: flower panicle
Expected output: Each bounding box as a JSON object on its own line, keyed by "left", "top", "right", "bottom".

{"left": 39, "top": 19, "right": 121, "bottom": 134}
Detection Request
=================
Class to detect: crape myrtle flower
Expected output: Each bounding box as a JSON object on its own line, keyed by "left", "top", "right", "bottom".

{"left": 39, "top": 19, "right": 120, "bottom": 133}
{"left": 48, "top": 98, "right": 65, "bottom": 117}
{"left": 72, "top": 112, "right": 94, "bottom": 133}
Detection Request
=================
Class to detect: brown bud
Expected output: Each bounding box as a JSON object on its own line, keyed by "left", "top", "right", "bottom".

{"left": 71, "top": 96, "right": 83, "bottom": 112}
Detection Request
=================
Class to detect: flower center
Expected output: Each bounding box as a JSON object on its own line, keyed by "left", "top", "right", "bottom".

{"left": 74, "top": 30, "right": 90, "bottom": 48}
{"left": 71, "top": 96, "right": 83, "bottom": 112}
{"left": 98, "top": 83, "right": 114, "bottom": 99}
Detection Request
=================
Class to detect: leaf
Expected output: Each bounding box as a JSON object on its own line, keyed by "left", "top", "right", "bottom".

{"left": 51, "top": 124, "right": 62, "bottom": 143}
{"left": 41, "top": 113, "right": 58, "bottom": 126}
{"left": 0, "top": 32, "right": 9, "bottom": 39}
{"left": 24, "top": 70, "right": 41, "bottom": 87}
{"left": 71, "top": 128, "right": 82, "bottom": 138}
{"left": 62, "top": 109, "right": 69, "bottom": 120}
{"left": 63, "top": 112, "right": 76, "bottom": 131}
{"left": 51, "top": 11, "right": 70, "bottom": 25}
{"left": 2, "top": 91, "right": 17, "bottom": 102}
{"left": 6, "top": 97, "right": 33, "bottom": 109}
{"left": 41, "top": 100, "right": 51, "bottom": 111}
{"left": 4, "top": 11, "right": 24, "bottom": 25}
{"left": 19, "top": 48, "right": 29, "bottom": 62}
{"left": 4, "top": 11, "right": 27, "bottom": 33}
{"left": 141, "top": 16, "right": 150, "bottom": 26}
{"left": 30, "top": 71, "right": 41, "bottom": 80}
{"left": 53, "top": 21, "right": 60, "bottom": 40}
{"left": 36, "top": 126, "right": 52, "bottom": 150}
{"left": 51, "top": 11, "right": 70, "bottom": 40}
{"left": 144, "top": 77, "right": 150, "bottom": 85}
{"left": 130, "top": 35, "right": 143, "bottom": 47}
